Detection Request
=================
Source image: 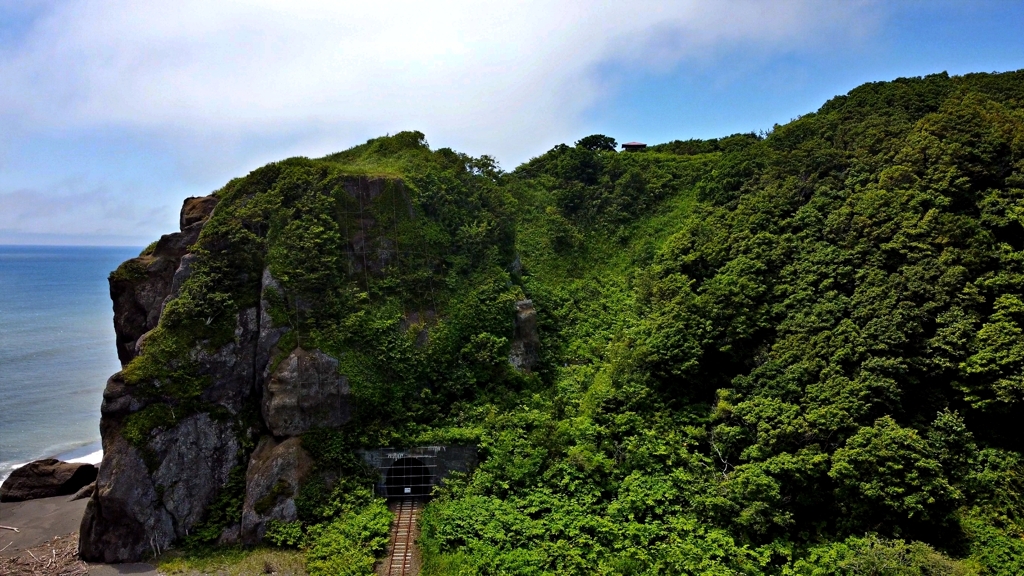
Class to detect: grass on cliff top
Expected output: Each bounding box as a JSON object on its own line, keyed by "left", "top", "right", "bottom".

{"left": 156, "top": 546, "right": 308, "bottom": 576}
{"left": 318, "top": 129, "right": 499, "bottom": 179}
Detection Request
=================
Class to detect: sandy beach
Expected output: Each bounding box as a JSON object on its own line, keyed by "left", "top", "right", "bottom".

{"left": 0, "top": 495, "right": 90, "bottom": 554}
{"left": 1, "top": 482, "right": 157, "bottom": 575}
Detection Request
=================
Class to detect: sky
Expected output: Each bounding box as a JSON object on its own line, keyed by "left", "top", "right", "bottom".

{"left": 1, "top": 1, "right": 1023, "bottom": 246}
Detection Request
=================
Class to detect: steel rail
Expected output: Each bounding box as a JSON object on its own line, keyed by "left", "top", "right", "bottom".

{"left": 383, "top": 499, "right": 422, "bottom": 576}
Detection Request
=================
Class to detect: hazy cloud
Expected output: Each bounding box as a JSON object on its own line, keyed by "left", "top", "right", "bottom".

{"left": 0, "top": 1, "right": 876, "bottom": 162}
{"left": 0, "top": 1, "right": 879, "bottom": 243}
{"left": 0, "top": 184, "right": 170, "bottom": 245}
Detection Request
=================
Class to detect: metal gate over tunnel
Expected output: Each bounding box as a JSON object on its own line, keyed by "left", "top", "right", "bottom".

{"left": 385, "top": 457, "right": 432, "bottom": 497}
{"left": 358, "top": 445, "right": 478, "bottom": 499}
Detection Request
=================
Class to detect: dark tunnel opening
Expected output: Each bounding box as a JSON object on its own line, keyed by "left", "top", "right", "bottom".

{"left": 384, "top": 457, "right": 433, "bottom": 498}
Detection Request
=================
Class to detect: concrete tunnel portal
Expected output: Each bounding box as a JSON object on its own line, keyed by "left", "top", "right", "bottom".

{"left": 358, "top": 445, "right": 478, "bottom": 499}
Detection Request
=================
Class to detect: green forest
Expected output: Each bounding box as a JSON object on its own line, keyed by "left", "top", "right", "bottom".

{"left": 136, "top": 70, "right": 1024, "bottom": 575}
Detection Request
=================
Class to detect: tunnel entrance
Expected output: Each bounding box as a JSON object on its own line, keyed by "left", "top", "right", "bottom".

{"left": 384, "top": 457, "right": 433, "bottom": 498}
{"left": 358, "top": 445, "right": 478, "bottom": 500}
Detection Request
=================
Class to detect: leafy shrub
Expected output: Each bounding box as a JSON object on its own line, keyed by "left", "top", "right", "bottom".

{"left": 789, "top": 534, "right": 978, "bottom": 576}
{"left": 264, "top": 520, "right": 305, "bottom": 548}
{"left": 830, "top": 417, "right": 960, "bottom": 527}
{"left": 575, "top": 134, "right": 618, "bottom": 152}
{"left": 304, "top": 499, "right": 391, "bottom": 576}
{"left": 109, "top": 259, "right": 148, "bottom": 282}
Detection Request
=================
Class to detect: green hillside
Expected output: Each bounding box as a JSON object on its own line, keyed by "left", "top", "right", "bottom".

{"left": 420, "top": 70, "right": 1024, "bottom": 575}
{"left": 143, "top": 70, "right": 1024, "bottom": 575}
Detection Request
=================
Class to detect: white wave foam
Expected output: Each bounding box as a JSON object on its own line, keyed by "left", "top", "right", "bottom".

{"left": 65, "top": 450, "right": 103, "bottom": 465}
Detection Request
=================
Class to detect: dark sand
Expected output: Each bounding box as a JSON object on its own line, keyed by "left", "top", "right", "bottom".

{"left": 0, "top": 495, "right": 156, "bottom": 575}
{"left": 0, "top": 495, "right": 88, "bottom": 554}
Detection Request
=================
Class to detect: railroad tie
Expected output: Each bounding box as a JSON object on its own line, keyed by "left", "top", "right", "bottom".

{"left": 381, "top": 499, "right": 423, "bottom": 576}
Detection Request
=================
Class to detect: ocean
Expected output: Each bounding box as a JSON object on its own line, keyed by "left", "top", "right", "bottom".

{"left": 0, "top": 245, "right": 140, "bottom": 483}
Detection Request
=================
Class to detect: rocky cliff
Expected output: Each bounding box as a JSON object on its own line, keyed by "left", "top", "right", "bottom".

{"left": 79, "top": 141, "right": 535, "bottom": 561}
{"left": 109, "top": 196, "right": 217, "bottom": 365}
{"left": 80, "top": 195, "right": 244, "bottom": 561}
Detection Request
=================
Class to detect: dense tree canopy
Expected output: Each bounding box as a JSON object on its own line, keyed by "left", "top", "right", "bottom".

{"left": 137, "top": 71, "right": 1024, "bottom": 574}
{"left": 420, "top": 70, "right": 1024, "bottom": 575}
{"left": 575, "top": 134, "right": 619, "bottom": 152}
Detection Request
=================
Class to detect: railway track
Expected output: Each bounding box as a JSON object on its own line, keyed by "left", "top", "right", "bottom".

{"left": 381, "top": 499, "right": 423, "bottom": 576}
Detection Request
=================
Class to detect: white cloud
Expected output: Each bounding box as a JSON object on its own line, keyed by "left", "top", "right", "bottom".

{"left": 0, "top": 0, "right": 876, "bottom": 164}
{"left": 0, "top": 184, "right": 172, "bottom": 244}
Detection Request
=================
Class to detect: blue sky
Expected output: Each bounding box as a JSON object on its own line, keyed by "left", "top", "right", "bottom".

{"left": 1, "top": 1, "right": 1023, "bottom": 246}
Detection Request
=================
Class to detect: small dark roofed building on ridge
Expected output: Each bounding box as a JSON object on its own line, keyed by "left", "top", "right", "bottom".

{"left": 621, "top": 141, "right": 647, "bottom": 151}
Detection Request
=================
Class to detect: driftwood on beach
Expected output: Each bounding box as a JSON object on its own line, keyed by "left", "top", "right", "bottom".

{"left": 0, "top": 533, "right": 88, "bottom": 576}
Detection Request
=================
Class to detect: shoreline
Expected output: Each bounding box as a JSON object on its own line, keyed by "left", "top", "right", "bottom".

{"left": 0, "top": 440, "right": 103, "bottom": 484}
{"left": 56, "top": 441, "right": 103, "bottom": 464}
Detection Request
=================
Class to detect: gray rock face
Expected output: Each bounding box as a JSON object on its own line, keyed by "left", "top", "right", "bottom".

{"left": 82, "top": 255, "right": 321, "bottom": 561}
{"left": 191, "top": 307, "right": 260, "bottom": 414}
{"left": 509, "top": 299, "right": 540, "bottom": 372}
{"left": 240, "top": 436, "right": 313, "bottom": 543}
{"left": 98, "top": 372, "right": 147, "bottom": 419}
{"left": 159, "top": 252, "right": 198, "bottom": 318}
{"left": 151, "top": 413, "right": 240, "bottom": 535}
{"left": 341, "top": 177, "right": 410, "bottom": 275}
{"left": 0, "top": 459, "right": 97, "bottom": 502}
{"left": 79, "top": 433, "right": 173, "bottom": 562}
{"left": 83, "top": 235, "right": 264, "bottom": 562}
{"left": 257, "top": 269, "right": 290, "bottom": 377}
{"left": 263, "top": 348, "right": 351, "bottom": 437}
{"left": 109, "top": 196, "right": 217, "bottom": 365}
{"left": 401, "top": 309, "right": 437, "bottom": 347}
{"left": 79, "top": 413, "right": 239, "bottom": 562}
{"left": 81, "top": 299, "right": 256, "bottom": 561}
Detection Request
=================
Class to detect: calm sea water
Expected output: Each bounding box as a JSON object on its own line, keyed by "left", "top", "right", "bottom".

{"left": 0, "top": 245, "right": 139, "bottom": 482}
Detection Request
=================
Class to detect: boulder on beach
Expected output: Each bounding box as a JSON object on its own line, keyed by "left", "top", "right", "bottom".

{"left": 68, "top": 481, "right": 96, "bottom": 502}
{"left": 0, "top": 459, "right": 98, "bottom": 502}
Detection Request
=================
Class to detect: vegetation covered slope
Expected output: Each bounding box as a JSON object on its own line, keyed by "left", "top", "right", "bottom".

{"left": 126, "top": 70, "right": 1024, "bottom": 575}
{"left": 110, "top": 131, "right": 530, "bottom": 570}
{"left": 416, "top": 70, "right": 1024, "bottom": 575}
{"left": 125, "top": 131, "right": 524, "bottom": 430}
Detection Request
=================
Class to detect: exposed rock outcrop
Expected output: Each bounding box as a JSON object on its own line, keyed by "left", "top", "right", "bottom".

{"left": 80, "top": 191, "right": 266, "bottom": 561}
{"left": 180, "top": 196, "right": 219, "bottom": 229}
{"left": 0, "top": 459, "right": 98, "bottom": 502}
{"left": 80, "top": 413, "right": 240, "bottom": 562}
{"left": 257, "top": 269, "right": 290, "bottom": 382}
{"left": 190, "top": 307, "right": 260, "bottom": 414}
{"left": 240, "top": 436, "right": 313, "bottom": 543}
{"left": 69, "top": 481, "right": 96, "bottom": 502}
{"left": 342, "top": 177, "right": 410, "bottom": 275}
{"left": 402, "top": 309, "right": 437, "bottom": 347}
{"left": 161, "top": 253, "right": 197, "bottom": 317}
{"left": 151, "top": 414, "right": 241, "bottom": 535}
{"left": 80, "top": 433, "right": 170, "bottom": 562}
{"left": 263, "top": 348, "right": 352, "bottom": 437}
{"left": 79, "top": 196, "right": 244, "bottom": 563}
{"left": 109, "top": 195, "right": 218, "bottom": 365}
{"left": 96, "top": 372, "right": 146, "bottom": 418}
{"left": 509, "top": 299, "right": 540, "bottom": 372}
